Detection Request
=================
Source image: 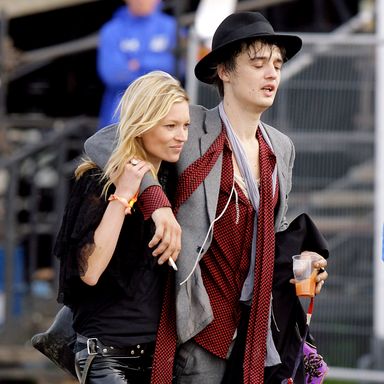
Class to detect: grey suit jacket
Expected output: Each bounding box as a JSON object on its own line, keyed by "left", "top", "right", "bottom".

{"left": 84, "top": 105, "right": 295, "bottom": 344}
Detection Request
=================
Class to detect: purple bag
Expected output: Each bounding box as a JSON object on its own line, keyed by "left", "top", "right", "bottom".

{"left": 303, "top": 342, "right": 328, "bottom": 384}
{"left": 281, "top": 339, "right": 328, "bottom": 384}
{"left": 281, "top": 341, "right": 328, "bottom": 384}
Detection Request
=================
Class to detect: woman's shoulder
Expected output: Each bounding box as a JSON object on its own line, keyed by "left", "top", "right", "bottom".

{"left": 74, "top": 167, "right": 104, "bottom": 190}
{"left": 63, "top": 166, "right": 106, "bottom": 213}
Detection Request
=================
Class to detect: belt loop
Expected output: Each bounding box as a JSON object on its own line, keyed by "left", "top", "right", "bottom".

{"left": 87, "top": 338, "right": 99, "bottom": 355}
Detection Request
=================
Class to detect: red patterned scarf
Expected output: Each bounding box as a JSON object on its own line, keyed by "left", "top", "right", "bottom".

{"left": 243, "top": 128, "right": 277, "bottom": 383}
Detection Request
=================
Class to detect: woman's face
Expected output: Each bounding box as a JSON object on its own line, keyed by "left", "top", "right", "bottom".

{"left": 141, "top": 100, "right": 190, "bottom": 170}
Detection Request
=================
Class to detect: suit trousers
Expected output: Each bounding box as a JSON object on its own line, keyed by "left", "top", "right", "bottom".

{"left": 173, "top": 339, "right": 227, "bottom": 384}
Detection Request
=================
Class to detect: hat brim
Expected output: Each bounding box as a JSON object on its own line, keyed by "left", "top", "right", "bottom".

{"left": 195, "top": 34, "right": 302, "bottom": 84}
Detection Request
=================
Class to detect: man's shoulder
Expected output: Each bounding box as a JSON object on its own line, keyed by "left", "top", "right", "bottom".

{"left": 102, "top": 6, "right": 128, "bottom": 28}
{"left": 261, "top": 121, "right": 294, "bottom": 160}
{"left": 84, "top": 124, "right": 118, "bottom": 170}
{"left": 261, "top": 121, "right": 291, "bottom": 142}
{"left": 100, "top": 14, "right": 128, "bottom": 36}
{"left": 157, "top": 11, "right": 177, "bottom": 25}
{"left": 189, "top": 104, "right": 221, "bottom": 131}
{"left": 189, "top": 104, "right": 218, "bottom": 119}
{"left": 190, "top": 103, "right": 206, "bottom": 114}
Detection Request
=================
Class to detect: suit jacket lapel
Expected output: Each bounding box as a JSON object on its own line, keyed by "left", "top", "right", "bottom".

{"left": 263, "top": 126, "right": 289, "bottom": 230}
{"left": 200, "top": 107, "right": 224, "bottom": 223}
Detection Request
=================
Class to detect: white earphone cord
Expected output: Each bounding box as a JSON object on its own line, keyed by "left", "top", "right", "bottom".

{"left": 180, "top": 179, "right": 236, "bottom": 286}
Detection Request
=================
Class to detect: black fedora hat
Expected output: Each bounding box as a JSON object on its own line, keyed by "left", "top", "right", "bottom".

{"left": 195, "top": 11, "right": 302, "bottom": 84}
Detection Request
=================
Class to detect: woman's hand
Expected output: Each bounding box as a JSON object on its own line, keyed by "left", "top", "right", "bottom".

{"left": 113, "top": 159, "right": 151, "bottom": 200}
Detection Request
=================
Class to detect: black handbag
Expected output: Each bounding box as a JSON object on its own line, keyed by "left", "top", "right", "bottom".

{"left": 31, "top": 305, "right": 77, "bottom": 378}
{"left": 273, "top": 213, "right": 329, "bottom": 384}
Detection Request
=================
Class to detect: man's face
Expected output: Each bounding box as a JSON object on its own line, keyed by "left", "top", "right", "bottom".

{"left": 126, "top": 0, "right": 159, "bottom": 16}
{"left": 219, "top": 42, "right": 283, "bottom": 114}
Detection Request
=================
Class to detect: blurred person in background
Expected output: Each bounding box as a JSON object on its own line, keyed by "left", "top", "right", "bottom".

{"left": 55, "top": 71, "right": 189, "bottom": 384}
{"left": 97, "top": 0, "right": 178, "bottom": 129}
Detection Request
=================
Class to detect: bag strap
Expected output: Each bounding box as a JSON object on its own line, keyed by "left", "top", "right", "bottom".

{"left": 80, "top": 354, "right": 97, "bottom": 384}
{"left": 77, "top": 337, "right": 99, "bottom": 384}
{"left": 283, "top": 297, "right": 314, "bottom": 384}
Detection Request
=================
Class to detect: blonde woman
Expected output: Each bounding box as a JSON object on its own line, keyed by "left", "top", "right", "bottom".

{"left": 54, "top": 71, "right": 189, "bottom": 384}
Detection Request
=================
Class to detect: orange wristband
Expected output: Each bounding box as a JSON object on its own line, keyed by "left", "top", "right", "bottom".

{"left": 108, "top": 192, "right": 138, "bottom": 215}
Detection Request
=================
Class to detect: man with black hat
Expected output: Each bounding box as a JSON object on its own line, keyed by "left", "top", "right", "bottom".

{"left": 84, "top": 11, "right": 328, "bottom": 384}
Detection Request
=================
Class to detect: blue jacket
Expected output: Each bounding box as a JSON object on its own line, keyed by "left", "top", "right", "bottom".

{"left": 97, "top": 5, "right": 177, "bottom": 128}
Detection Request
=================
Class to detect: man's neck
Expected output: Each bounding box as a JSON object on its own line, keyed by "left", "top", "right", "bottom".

{"left": 221, "top": 99, "right": 262, "bottom": 142}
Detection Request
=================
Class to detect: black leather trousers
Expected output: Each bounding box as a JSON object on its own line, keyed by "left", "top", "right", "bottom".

{"left": 75, "top": 344, "right": 153, "bottom": 384}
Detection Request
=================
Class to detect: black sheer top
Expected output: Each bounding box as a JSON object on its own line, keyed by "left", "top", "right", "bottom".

{"left": 54, "top": 167, "right": 170, "bottom": 346}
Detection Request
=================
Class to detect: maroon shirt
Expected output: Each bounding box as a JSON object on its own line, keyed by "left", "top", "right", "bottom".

{"left": 194, "top": 133, "right": 279, "bottom": 360}
{"left": 194, "top": 140, "right": 254, "bottom": 358}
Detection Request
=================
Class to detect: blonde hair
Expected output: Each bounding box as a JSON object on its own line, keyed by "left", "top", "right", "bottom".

{"left": 75, "top": 71, "right": 189, "bottom": 196}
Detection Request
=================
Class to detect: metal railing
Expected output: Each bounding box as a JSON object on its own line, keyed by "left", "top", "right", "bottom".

{"left": 0, "top": 117, "right": 96, "bottom": 344}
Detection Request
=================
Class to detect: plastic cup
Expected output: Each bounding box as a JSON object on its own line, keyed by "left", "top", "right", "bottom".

{"left": 292, "top": 254, "right": 320, "bottom": 297}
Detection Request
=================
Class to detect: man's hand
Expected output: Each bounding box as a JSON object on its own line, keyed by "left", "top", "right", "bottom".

{"left": 149, "top": 207, "right": 181, "bottom": 268}
{"left": 290, "top": 251, "right": 328, "bottom": 295}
